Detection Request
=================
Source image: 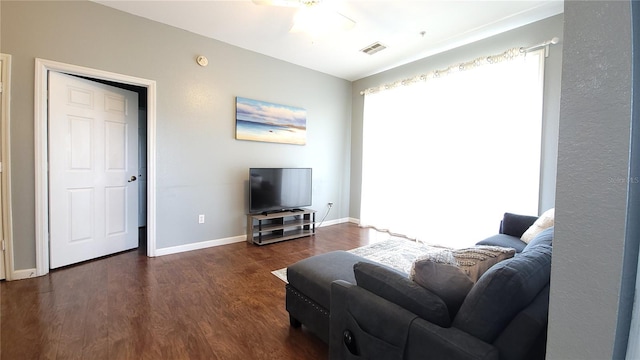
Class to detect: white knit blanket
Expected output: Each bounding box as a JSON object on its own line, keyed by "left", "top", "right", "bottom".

{"left": 271, "top": 238, "right": 447, "bottom": 283}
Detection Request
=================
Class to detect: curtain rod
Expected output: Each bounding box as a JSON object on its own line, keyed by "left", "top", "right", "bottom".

{"left": 519, "top": 36, "right": 560, "bottom": 57}
{"left": 360, "top": 37, "right": 560, "bottom": 96}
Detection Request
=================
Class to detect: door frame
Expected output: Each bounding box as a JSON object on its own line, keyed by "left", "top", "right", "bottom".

{"left": 34, "top": 58, "right": 157, "bottom": 276}
{"left": 0, "top": 53, "right": 13, "bottom": 280}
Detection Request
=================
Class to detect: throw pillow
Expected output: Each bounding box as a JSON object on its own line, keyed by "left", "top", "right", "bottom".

{"left": 410, "top": 246, "right": 516, "bottom": 316}
{"left": 521, "top": 208, "right": 555, "bottom": 243}
{"left": 452, "top": 246, "right": 516, "bottom": 282}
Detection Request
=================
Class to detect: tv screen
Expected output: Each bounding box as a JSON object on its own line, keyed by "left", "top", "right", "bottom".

{"left": 249, "top": 168, "right": 312, "bottom": 214}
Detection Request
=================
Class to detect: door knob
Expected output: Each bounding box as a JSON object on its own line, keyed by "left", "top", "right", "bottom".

{"left": 128, "top": 175, "right": 137, "bottom": 182}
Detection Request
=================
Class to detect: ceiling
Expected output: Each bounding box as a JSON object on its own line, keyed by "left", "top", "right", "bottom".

{"left": 94, "top": 0, "right": 564, "bottom": 81}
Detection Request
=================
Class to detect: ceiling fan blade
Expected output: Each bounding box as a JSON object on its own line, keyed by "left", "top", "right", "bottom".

{"left": 333, "top": 12, "right": 356, "bottom": 31}
{"left": 252, "top": 0, "right": 301, "bottom": 7}
{"left": 253, "top": 0, "right": 356, "bottom": 36}
{"left": 290, "top": 9, "right": 355, "bottom": 35}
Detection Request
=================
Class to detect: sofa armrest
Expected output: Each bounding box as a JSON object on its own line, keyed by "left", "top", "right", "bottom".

{"left": 500, "top": 213, "right": 538, "bottom": 237}
{"left": 330, "top": 280, "right": 498, "bottom": 360}
{"left": 405, "top": 319, "right": 499, "bottom": 360}
{"left": 330, "top": 280, "right": 417, "bottom": 360}
{"left": 476, "top": 234, "right": 526, "bottom": 253}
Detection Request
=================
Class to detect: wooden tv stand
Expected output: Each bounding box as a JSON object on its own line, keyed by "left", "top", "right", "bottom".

{"left": 246, "top": 209, "right": 316, "bottom": 245}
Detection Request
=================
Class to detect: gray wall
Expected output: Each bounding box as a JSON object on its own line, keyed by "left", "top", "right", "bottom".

{"left": 349, "top": 14, "right": 564, "bottom": 219}
{"left": 548, "top": 1, "right": 638, "bottom": 359}
{"left": 1, "top": 1, "right": 352, "bottom": 270}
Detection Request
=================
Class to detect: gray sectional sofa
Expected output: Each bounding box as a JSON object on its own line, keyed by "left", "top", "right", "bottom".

{"left": 285, "top": 213, "right": 553, "bottom": 359}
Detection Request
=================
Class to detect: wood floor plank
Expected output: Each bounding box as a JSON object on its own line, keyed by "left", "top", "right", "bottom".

{"left": 1, "top": 223, "right": 380, "bottom": 359}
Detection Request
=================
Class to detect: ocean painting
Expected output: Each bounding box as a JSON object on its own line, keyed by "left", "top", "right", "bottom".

{"left": 236, "top": 97, "right": 307, "bottom": 145}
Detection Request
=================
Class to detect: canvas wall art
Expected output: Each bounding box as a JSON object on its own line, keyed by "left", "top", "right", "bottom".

{"left": 235, "top": 97, "right": 307, "bottom": 145}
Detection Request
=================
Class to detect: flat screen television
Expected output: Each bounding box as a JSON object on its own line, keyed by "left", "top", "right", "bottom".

{"left": 249, "top": 168, "right": 312, "bottom": 214}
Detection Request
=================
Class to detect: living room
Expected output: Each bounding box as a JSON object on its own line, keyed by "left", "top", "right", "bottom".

{"left": 1, "top": 1, "right": 639, "bottom": 359}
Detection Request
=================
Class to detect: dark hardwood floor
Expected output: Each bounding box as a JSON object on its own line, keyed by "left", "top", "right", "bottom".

{"left": 0, "top": 223, "right": 384, "bottom": 360}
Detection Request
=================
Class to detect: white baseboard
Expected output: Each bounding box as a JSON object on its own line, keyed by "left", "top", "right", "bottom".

{"left": 317, "top": 217, "right": 351, "bottom": 227}
{"left": 11, "top": 268, "right": 38, "bottom": 280}
{"left": 9, "top": 218, "right": 361, "bottom": 277}
{"left": 155, "top": 235, "right": 246, "bottom": 257}
{"left": 155, "top": 217, "right": 360, "bottom": 256}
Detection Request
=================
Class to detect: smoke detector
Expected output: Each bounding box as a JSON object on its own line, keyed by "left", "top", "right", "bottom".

{"left": 196, "top": 55, "right": 208, "bottom": 67}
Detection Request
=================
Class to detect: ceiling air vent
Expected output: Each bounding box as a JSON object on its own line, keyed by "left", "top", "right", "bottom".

{"left": 360, "top": 42, "right": 387, "bottom": 55}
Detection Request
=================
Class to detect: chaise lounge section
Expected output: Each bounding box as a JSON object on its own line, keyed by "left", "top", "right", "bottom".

{"left": 330, "top": 228, "right": 553, "bottom": 359}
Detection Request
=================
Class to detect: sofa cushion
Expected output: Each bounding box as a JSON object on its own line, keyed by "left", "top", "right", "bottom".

{"left": 452, "top": 244, "right": 552, "bottom": 343}
{"left": 492, "top": 284, "right": 551, "bottom": 360}
{"left": 521, "top": 208, "right": 555, "bottom": 243}
{"left": 523, "top": 227, "right": 554, "bottom": 253}
{"left": 409, "top": 246, "right": 515, "bottom": 317}
{"left": 353, "top": 262, "right": 451, "bottom": 327}
{"left": 476, "top": 234, "right": 527, "bottom": 253}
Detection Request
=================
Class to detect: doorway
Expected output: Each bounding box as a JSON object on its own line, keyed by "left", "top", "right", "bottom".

{"left": 34, "top": 59, "right": 157, "bottom": 276}
{"left": 48, "top": 72, "right": 142, "bottom": 268}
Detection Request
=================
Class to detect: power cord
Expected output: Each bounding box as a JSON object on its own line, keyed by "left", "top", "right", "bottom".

{"left": 317, "top": 202, "right": 333, "bottom": 228}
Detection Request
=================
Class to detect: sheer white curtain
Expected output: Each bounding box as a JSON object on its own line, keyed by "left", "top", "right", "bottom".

{"left": 360, "top": 49, "right": 545, "bottom": 248}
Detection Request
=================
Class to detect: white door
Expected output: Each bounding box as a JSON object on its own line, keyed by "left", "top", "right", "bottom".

{"left": 49, "top": 72, "right": 138, "bottom": 269}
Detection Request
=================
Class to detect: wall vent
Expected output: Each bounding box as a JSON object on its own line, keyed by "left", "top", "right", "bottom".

{"left": 360, "top": 42, "right": 387, "bottom": 55}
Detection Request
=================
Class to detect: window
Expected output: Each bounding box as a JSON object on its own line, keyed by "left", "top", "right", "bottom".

{"left": 360, "top": 49, "right": 545, "bottom": 248}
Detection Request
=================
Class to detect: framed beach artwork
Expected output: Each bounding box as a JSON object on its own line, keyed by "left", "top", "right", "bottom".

{"left": 235, "top": 97, "right": 307, "bottom": 145}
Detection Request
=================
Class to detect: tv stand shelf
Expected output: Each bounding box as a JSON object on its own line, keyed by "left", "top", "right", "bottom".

{"left": 247, "top": 209, "right": 316, "bottom": 245}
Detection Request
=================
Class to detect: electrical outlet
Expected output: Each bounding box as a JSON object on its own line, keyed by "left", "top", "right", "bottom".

{"left": 198, "top": 214, "right": 205, "bottom": 224}
{"left": 328, "top": 202, "right": 334, "bottom": 207}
